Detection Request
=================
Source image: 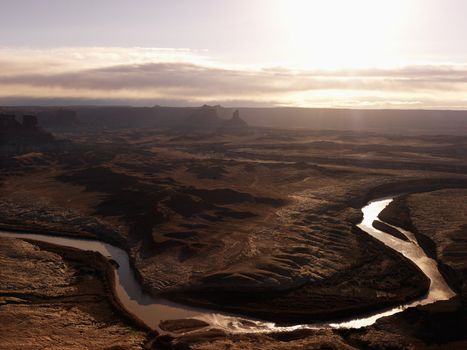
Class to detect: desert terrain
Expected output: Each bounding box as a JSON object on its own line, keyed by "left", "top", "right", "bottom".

{"left": 0, "top": 238, "right": 148, "bottom": 349}
{"left": 1, "top": 107, "right": 466, "bottom": 349}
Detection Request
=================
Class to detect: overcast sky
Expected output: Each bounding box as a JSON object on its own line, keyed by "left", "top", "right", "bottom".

{"left": 1, "top": 0, "right": 467, "bottom": 108}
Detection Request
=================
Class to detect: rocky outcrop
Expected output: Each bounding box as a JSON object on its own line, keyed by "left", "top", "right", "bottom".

{"left": 0, "top": 238, "right": 147, "bottom": 349}
{"left": 379, "top": 189, "right": 467, "bottom": 294}
{"left": 0, "top": 114, "right": 21, "bottom": 129}
{"left": 0, "top": 113, "right": 70, "bottom": 155}
{"left": 220, "top": 110, "right": 248, "bottom": 130}
{"left": 378, "top": 196, "right": 413, "bottom": 231}
{"left": 178, "top": 107, "right": 248, "bottom": 131}
{"left": 182, "top": 106, "right": 223, "bottom": 130}
{"left": 372, "top": 219, "right": 409, "bottom": 241}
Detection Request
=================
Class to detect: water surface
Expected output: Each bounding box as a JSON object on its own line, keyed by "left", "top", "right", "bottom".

{"left": 0, "top": 197, "right": 455, "bottom": 332}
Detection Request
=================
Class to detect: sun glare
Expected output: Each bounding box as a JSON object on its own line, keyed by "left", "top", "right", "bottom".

{"left": 277, "top": 0, "right": 410, "bottom": 69}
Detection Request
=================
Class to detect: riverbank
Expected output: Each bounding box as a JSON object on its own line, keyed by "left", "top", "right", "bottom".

{"left": 164, "top": 224, "right": 430, "bottom": 325}
{"left": 0, "top": 193, "right": 460, "bottom": 348}
{"left": 0, "top": 181, "right": 441, "bottom": 327}
{"left": 0, "top": 222, "right": 123, "bottom": 246}
{"left": 338, "top": 188, "right": 467, "bottom": 349}
{"left": 0, "top": 195, "right": 435, "bottom": 330}
{"left": 0, "top": 237, "right": 150, "bottom": 349}
{"left": 378, "top": 188, "right": 467, "bottom": 294}
{"left": 372, "top": 220, "right": 409, "bottom": 241}
{"left": 28, "top": 239, "right": 154, "bottom": 333}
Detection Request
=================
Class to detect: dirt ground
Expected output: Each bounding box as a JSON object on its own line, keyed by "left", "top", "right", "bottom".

{"left": 0, "top": 237, "right": 147, "bottom": 350}
{"left": 1, "top": 127, "right": 467, "bottom": 348}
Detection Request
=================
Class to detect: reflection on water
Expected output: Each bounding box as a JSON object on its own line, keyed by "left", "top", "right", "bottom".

{"left": 0, "top": 231, "right": 208, "bottom": 329}
{"left": 359, "top": 199, "right": 455, "bottom": 305}
{"left": 331, "top": 198, "right": 455, "bottom": 329}
{"left": 0, "top": 197, "right": 456, "bottom": 333}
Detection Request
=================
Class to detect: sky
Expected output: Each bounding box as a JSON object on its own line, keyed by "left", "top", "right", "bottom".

{"left": 1, "top": 0, "right": 467, "bottom": 109}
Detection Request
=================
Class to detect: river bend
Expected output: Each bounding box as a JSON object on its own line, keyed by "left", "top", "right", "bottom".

{"left": 0, "top": 197, "right": 455, "bottom": 333}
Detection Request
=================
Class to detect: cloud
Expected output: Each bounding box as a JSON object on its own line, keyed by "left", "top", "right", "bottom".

{"left": 0, "top": 47, "right": 467, "bottom": 108}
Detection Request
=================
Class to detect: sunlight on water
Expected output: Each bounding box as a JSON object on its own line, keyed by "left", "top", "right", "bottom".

{"left": 358, "top": 199, "right": 455, "bottom": 305}
{"left": 0, "top": 197, "right": 456, "bottom": 333}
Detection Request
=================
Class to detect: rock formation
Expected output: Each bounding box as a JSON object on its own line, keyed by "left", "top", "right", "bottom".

{"left": 1, "top": 114, "right": 40, "bottom": 132}
{"left": 22, "top": 115, "right": 38, "bottom": 129}
{"left": 0, "top": 114, "right": 21, "bottom": 129}
{"left": 0, "top": 113, "right": 68, "bottom": 154}
{"left": 221, "top": 109, "right": 248, "bottom": 130}
{"left": 184, "top": 105, "right": 223, "bottom": 129}
{"left": 180, "top": 106, "right": 248, "bottom": 131}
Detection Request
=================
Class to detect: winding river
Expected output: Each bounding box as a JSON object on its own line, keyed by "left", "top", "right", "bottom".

{"left": 0, "top": 197, "right": 456, "bottom": 333}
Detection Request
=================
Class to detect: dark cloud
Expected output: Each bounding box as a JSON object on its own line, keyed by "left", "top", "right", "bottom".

{"left": 1, "top": 58, "right": 467, "bottom": 109}
{"left": 2, "top": 62, "right": 467, "bottom": 95}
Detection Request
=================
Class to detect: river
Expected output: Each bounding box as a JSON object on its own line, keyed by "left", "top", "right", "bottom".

{"left": 0, "top": 197, "right": 455, "bottom": 333}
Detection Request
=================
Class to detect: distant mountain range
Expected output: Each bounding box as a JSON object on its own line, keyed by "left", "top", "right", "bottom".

{"left": 1, "top": 105, "right": 466, "bottom": 135}
{"left": 0, "top": 105, "right": 248, "bottom": 132}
